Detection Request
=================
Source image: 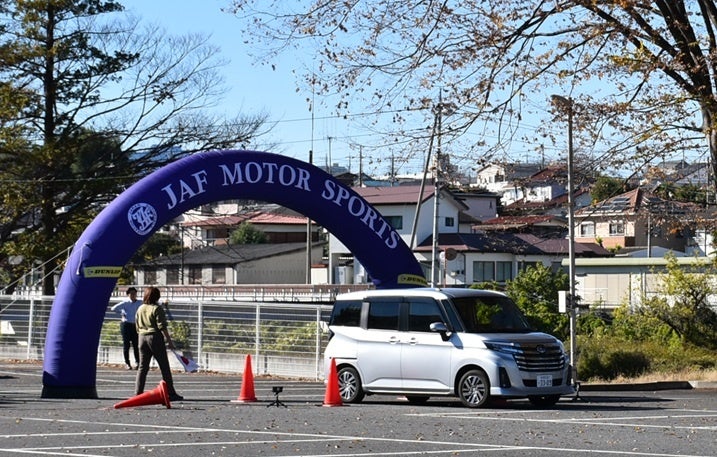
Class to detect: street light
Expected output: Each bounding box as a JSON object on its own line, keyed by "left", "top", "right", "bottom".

{"left": 551, "top": 94, "right": 578, "bottom": 390}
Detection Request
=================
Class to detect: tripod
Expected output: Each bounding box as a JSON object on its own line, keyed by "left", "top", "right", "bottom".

{"left": 267, "top": 386, "right": 287, "bottom": 408}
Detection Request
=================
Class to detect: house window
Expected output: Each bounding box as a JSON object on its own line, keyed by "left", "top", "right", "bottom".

{"left": 609, "top": 222, "right": 625, "bottom": 235}
{"left": 188, "top": 266, "right": 202, "bottom": 284}
{"left": 166, "top": 267, "right": 179, "bottom": 284}
{"left": 444, "top": 217, "right": 455, "bottom": 227}
{"left": 473, "top": 261, "right": 495, "bottom": 282}
{"left": 211, "top": 265, "right": 226, "bottom": 284}
{"left": 207, "top": 227, "right": 229, "bottom": 240}
{"left": 384, "top": 215, "right": 403, "bottom": 230}
{"left": 144, "top": 268, "right": 157, "bottom": 285}
{"left": 580, "top": 222, "right": 595, "bottom": 237}
{"left": 496, "top": 261, "right": 513, "bottom": 282}
{"left": 518, "top": 261, "right": 539, "bottom": 272}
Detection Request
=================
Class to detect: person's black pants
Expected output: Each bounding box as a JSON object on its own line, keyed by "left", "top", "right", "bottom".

{"left": 119, "top": 321, "right": 139, "bottom": 367}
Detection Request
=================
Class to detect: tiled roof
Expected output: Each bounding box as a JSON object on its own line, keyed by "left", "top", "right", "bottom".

{"left": 479, "top": 215, "right": 566, "bottom": 227}
{"left": 353, "top": 185, "right": 469, "bottom": 210}
{"left": 414, "top": 232, "right": 610, "bottom": 257}
{"left": 526, "top": 165, "right": 567, "bottom": 183}
{"left": 246, "top": 213, "right": 311, "bottom": 225}
{"left": 183, "top": 214, "right": 255, "bottom": 227}
{"left": 140, "top": 242, "right": 326, "bottom": 266}
{"left": 352, "top": 185, "right": 436, "bottom": 204}
{"left": 581, "top": 187, "right": 690, "bottom": 215}
{"left": 183, "top": 211, "right": 312, "bottom": 227}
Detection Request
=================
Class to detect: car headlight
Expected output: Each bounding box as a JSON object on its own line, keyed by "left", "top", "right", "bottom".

{"left": 484, "top": 341, "right": 521, "bottom": 355}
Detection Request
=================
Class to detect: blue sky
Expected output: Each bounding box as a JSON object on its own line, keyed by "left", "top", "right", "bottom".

{"left": 122, "top": 0, "right": 377, "bottom": 175}
{"left": 119, "top": 1, "right": 713, "bottom": 183}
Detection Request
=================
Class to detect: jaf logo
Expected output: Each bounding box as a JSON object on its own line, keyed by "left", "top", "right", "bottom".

{"left": 127, "top": 203, "right": 157, "bottom": 235}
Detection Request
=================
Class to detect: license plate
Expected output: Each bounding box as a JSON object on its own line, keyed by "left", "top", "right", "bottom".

{"left": 536, "top": 375, "right": 553, "bottom": 387}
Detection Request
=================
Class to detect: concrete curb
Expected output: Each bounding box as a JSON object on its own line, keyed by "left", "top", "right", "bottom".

{"left": 580, "top": 381, "right": 717, "bottom": 391}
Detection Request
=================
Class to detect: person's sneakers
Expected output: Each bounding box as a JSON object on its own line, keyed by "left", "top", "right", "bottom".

{"left": 169, "top": 393, "right": 184, "bottom": 402}
{"left": 125, "top": 365, "right": 133, "bottom": 370}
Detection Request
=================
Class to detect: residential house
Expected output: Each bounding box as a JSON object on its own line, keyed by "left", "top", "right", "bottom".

{"left": 134, "top": 242, "right": 326, "bottom": 286}
{"left": 452, "top": 190, "right": 501, "bottom": 222}
{"left": 521, "top": 165, "right": 569, "bottom": 203}
{"left": 327, "top": 183, "right": 611, "bottom": 287}
{"left": 413, "top": 232, "right": 610, "bottom": 287}
{"left": 667, "top": 161, "right": 711, "bottom": 187}
{"left": 185, "top": 210, "right": 320, "bottom": 246}
{"left": 474, "top": 215, "right": 568, "bottom": 239}
{"left": 648, "top": 160, "right": 708, "bottom": 186}
{"left": 502, "top": 168, "right": 592, "bottom": 218}
{"left": 575, "top": 187, "right": 692, "bottom": 254}
{"left": 327, "top": 185, "right": 468, "bottom": 284}
{"left": 473, "top": 162, "right": 542, "bottom": 205}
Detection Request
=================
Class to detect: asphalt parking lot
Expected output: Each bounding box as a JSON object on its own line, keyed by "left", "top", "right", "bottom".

{"left": 1, "top": 361, "right": 716, "bottom": 457}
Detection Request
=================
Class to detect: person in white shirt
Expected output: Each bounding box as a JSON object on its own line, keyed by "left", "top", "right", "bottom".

{"left": 111, "top": 287, "right": 141, "bottom": 369}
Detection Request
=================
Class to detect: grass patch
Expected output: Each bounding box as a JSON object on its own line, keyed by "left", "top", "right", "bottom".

{"left": 575, "top": 334, "right": 716, "bottom": 382}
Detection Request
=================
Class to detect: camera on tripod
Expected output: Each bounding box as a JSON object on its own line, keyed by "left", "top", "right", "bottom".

{"left": 268, "top": 385, "right": 286, "bottom": 408}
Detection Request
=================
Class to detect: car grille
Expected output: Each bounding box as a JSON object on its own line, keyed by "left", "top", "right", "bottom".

{"left": 513, "top": 343, "right": 566, "bottom": 372}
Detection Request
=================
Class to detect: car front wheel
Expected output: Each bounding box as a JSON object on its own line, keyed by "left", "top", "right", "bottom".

{"left": 457, "top": 369, "right": 490, "bottom": 408}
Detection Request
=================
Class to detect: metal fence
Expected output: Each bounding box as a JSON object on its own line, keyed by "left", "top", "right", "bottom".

{"left": 0, "top": 292, "right": 337, "bottom": 380}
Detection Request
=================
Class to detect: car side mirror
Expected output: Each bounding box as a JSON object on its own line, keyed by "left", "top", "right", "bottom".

{"left": 429, "top": 322, "right": 450, "bottom": 341}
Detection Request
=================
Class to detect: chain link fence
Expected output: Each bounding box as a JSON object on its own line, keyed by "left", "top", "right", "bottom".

{"left": 0, "top": 293, "right": 335, "bottom": 380}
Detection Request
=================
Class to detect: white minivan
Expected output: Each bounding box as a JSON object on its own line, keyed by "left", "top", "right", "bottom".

{"left": 324, "top": 287, "right": 575, "bottom": 408}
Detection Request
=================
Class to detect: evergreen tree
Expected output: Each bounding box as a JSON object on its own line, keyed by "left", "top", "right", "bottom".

{"left": 0, "top": 1, "right": 267, "bottom": 293}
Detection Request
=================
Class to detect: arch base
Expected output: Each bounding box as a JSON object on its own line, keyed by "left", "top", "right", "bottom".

{"left": 41, "top": 385, "right": 98, "bottom": 399}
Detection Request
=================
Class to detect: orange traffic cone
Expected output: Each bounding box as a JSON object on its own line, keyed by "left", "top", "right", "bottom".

{"left": 231, "top": 354, "right": 257, "bottom": 403}
{"left": 322, "top": 358, "right": 343, "bottom": 407}
{"left": 114, "top": 380, "right": 171, "bottom": 409}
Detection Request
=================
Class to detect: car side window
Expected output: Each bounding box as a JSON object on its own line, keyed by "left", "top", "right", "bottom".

{"left": 407, "top": 298, "right": 444, "bottom": 332}
{"left": 367, "top": 298, "right": 400, "bottom": 330}
{"left": 330, "top": 300, "right": 362, "bottom": 327}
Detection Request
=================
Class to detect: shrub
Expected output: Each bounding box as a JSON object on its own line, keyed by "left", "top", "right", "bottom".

{"left": 604, "top": 350, "right": 650, "bottom": 379}
{"left": 100, "top": 320, "right": 122, "bottom": 346}
{"left": 168, "top": 320, "right": 191, "bottom": 350}
{"left": 575, "top": 333, "right": 715, "bottom": 381}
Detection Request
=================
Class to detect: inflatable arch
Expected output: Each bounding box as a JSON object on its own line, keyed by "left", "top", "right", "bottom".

{"left": 41, "top": 150, "right": 426, "bottom": 398}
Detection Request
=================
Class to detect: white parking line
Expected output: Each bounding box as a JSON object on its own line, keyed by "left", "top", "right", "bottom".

{"left": 0, "top": 416, "right": 713, "bottom": 457}
{"left": 406, "top": 410, "right": 717, "bottom": 432}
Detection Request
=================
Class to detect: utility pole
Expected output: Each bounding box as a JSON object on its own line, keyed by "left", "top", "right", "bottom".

{"left": 430, "top": 94, "right": 445, "bottom": 287}
{"left": 551, "top": 94, "right": 578, "bottom": 389}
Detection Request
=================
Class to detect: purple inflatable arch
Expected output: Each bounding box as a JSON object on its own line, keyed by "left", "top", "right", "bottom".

{"left": 41, "top": 150, "right": 425, "bottom": 398}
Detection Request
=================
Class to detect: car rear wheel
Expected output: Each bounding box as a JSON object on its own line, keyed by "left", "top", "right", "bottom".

{"left": 337, "top": 366, "right": 365, "bottom": 403}
{"left": 457, "top": 369, "right": 490, "bottom": 408}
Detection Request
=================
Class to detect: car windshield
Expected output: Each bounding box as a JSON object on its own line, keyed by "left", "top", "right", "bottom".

{"left": 452, "top": 295, "right": 532, "bottom": 333}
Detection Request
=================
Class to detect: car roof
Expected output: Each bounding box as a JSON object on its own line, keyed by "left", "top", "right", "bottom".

{"left": 335, "top": 287, "right": 507, "bottom": 301}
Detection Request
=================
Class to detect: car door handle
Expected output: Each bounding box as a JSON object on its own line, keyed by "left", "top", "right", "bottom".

{"left": 388, "top": 336, "right": 399, "bottom": 344}
{"left": 407, "top": 337, "right": 418, "bottom": 345}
